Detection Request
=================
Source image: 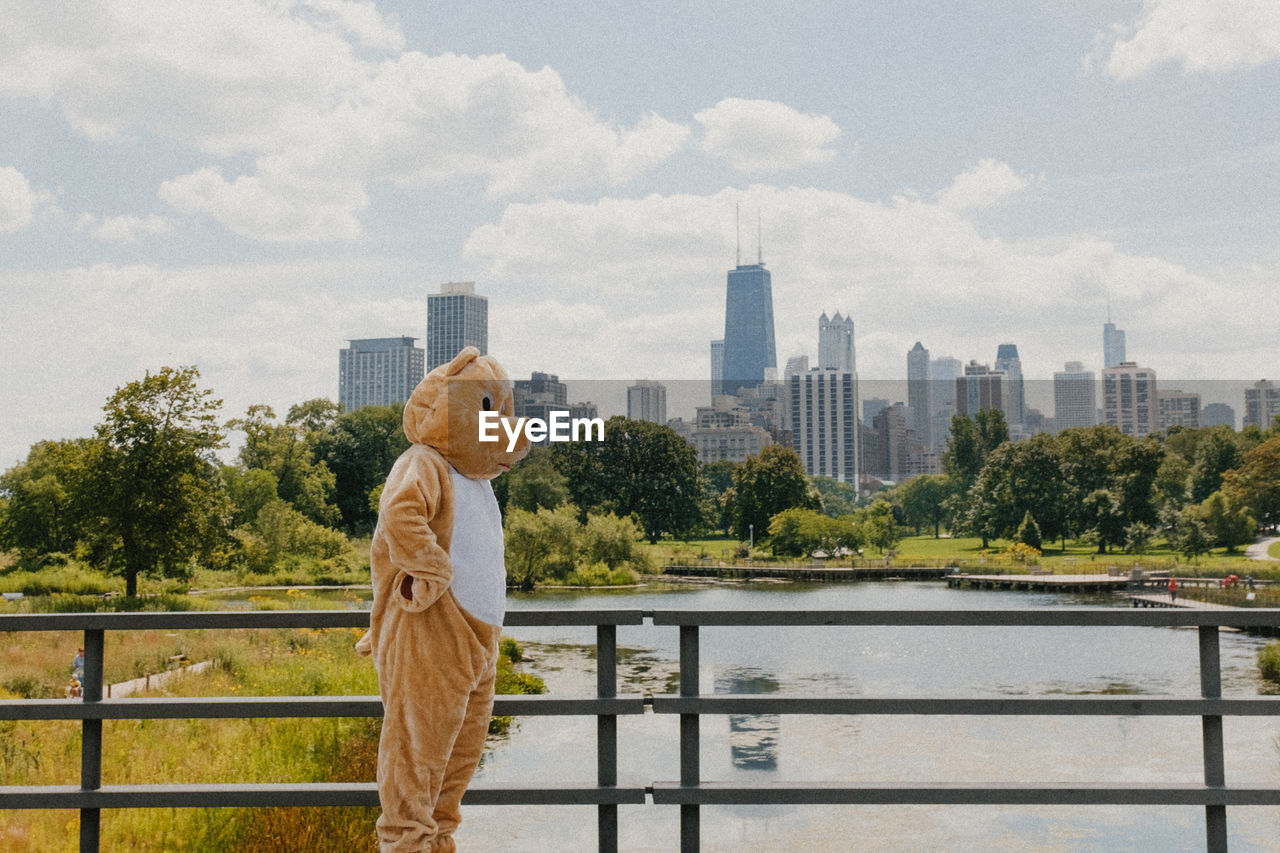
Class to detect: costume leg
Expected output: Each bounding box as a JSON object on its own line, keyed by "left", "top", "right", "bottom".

{"left": 431, "top": 659, "right": 497, "bottom": 848}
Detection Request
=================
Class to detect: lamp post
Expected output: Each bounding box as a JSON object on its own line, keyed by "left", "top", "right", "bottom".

{"left": 749, "top": 523, "right": 754, "bottom": 553}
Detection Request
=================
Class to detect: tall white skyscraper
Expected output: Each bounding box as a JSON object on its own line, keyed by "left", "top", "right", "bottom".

{"left": 789, "top": 370, "right": 859, "bottom": 485}
{"left": 1053, "top": 361, "right": 1096, "bottom": 432}
{"left": 1102, "top": 362, "right": 1158, "bottom": 437}
{"left": 427, "top": 281, "right": 487, "bottom": 371}
{"left": 627, "top": 380, "right": 667, "bottom": 424}
{"left": 339, "top": 337, "right": 424, "bottom": 411}
{"left": 818, "top": 312, "right": 855, "bottom": 372}
{"left": 710, "top": 339, "right": 725, "bottom": 398}
{"left": 907, "top": 342, "right": 931, "bottom": 446}
{"left": 1245, "top": 379, "right": 1280, "bottom": 429}
{"left": 1103, "top": 321, "right": 1126, "bottom": 369}
{"left": 929, "top": 356, "right": 962, "bottom": 449}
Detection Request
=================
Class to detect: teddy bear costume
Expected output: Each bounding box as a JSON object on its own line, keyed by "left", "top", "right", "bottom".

{"left": 355, "top": 346, "right": 529, "bottom": 852}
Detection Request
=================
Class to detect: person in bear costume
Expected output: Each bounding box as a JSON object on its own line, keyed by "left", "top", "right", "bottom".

{"left": 355, "top": 346, "right": 529, "bottom": 852}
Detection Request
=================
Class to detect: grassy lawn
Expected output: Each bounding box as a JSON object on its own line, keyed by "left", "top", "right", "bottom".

{"left": 1270, "top": 539, "right": 1280, "bottom": 560}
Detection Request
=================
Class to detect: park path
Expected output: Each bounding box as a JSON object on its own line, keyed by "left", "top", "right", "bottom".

{"left": 104, "top": 660, "right": 213, "bottom": 697}
{"left": 1246, "top": 537, "right": 1280, "bottom": 562}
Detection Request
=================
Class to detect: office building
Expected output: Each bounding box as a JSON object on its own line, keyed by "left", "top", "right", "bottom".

{"left": 1201, "top": 403, "right": 1235, "bottom": 430}
{"left": 929, "top": 356, "right": 962, "bottom": 448}
{"left": 722, "top": 262, "right": 776, "bottom": 396}
{"left": 710, "top": 339, "right": 724, "bottom": 398}
{"left": 426, "top": 281, "right": 487, "bottom": 370}
{"left": 956, "top": 361, "right": 1005, "bottom": 417}
{"left": 627, "top": 381, "right": 667, "bottom": 424}
{"left": 338, "top": 337, "right": 424, "bottom": 411}
{"left": 514, "top": 371, "right": 567, "bottom": 423}
{"left": 789, "top": 370, "right": 859, "bottom": 485}
{"left": 907, "top": 342, "right": 931, "bottom": 446}
{"left": 1102, "top": 362, "right": 1158, "bottom": 437}
{"left": 670, "top": 418, "right": 773, "bottom": 464}
{"left": 1103, "top": 321, "right": 1126, "bottom": 369}
{"left": 1053, "top": 361, "right": 1096, "bottom": 432}
{"left": 818, "top": 312, "right": 855, "bottom": 372}
{"left": 1159, "top": 389, "right": 1201, "bottom": 431}
{"left": 1245, "top": 379, "right": 1280, "bottom": 430}
{"left": 863, "top": 397, "right": 890, "bottom": 424}
{"left": 783, "top": 355, "right": 809, "bottom": 379}
{"left": 994, "top": 343, "right": 1025, "bottom": 428}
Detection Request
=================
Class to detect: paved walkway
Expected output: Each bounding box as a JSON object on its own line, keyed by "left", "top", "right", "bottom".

{"left": 105, "top": 661, "right": 213, "bottom": 697}
{"left": 1246, "top": 537, "right": 1280, "bottom": 561}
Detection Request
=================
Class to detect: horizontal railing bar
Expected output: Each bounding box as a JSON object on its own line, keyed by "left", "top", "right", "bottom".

{"left": 649, "top": 608, "right": 1280, "bottom": 627}
{"left": 0, "top": 784, "right": 646, "bottom": 809}
{"left": 0, "top": 694, "right": 646, "bottom": 721}
{"left": 651, "top": 694, "right": 1280, "bottom": 716}
{"left": 0, "top": 609, "right": 646, "bottom": 632}
{"left": 650, "top": 782, "right": 1280, "bottom": 807}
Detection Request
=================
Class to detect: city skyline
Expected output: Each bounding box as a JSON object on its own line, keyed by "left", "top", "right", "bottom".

{"left": 2, "top": 0, "right": 1279, "bottom": 467}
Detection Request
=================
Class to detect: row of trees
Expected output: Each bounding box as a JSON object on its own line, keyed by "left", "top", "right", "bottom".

{"left": 0, "top": 368, "right": 410, "bottom": 594}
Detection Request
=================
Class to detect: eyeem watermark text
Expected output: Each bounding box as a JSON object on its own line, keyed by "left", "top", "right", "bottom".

{"left": 478, "top": 410, "right": 605, "bottom": 451}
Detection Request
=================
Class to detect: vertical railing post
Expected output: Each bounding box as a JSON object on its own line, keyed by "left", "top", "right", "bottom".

{"left": 1199, "top": 624, "right": 1227, "bottom": 853}
{"left": 679, "top": 624, "right": 700, "bottom": 853}
{"left": 80, "top": 628, "right": 104, "bottom": 853}
{"left": 597, "top": 624, "right": 618, "bottom": 853}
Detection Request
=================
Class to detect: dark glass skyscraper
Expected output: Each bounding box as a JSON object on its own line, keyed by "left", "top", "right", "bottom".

{"left": 721, "top": 263, "right": 776, "bottom": 397}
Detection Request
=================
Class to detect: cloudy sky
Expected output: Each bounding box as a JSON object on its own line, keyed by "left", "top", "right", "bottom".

{"left": 2, "top": 0, "right": 1279, "bottom": 466}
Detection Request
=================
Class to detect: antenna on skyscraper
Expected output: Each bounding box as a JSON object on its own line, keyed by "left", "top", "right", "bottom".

{"left": 757, "top": 208, "right": 762, "bottom": 265}
{"left": 735, "top": 203, "right": 741, "bottom": 267}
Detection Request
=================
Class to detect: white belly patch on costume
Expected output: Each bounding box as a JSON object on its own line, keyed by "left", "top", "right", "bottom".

{"left": 446, "top": 467, "right": 507, "bottom": 627}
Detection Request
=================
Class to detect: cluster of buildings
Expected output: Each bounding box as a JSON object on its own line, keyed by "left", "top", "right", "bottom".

{"left": 338, "top": 269, "right": 1280, "bottom": 493}
{"left": 336, "top": 282, "right": 598, "bottom": 429}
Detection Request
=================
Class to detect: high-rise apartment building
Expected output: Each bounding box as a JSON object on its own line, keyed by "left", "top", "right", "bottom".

{"left": 1103, "top": 321, "right": 1126, "bottom": 369}
{"left": 627, "top": 381, "right": 667, "bottom": 424}
{"left": 818, "top": 312, "right": 855, "bottom": 372}
{"left": 1102, "top": 362, "right": 1158, "bottom": 437}
{"left": 929, "top": 356, "right": 962, "bottom": 449}
{"left": 1158, "top": 389, "right": 1201, "bottom": 431}
{"left": 1201, "top": 403, "right": 1235, "bottom": 429}
{"left": 722, "top": 263, "right": 776, "bottom": 396}
{"left": 338, "top": 337, "right": 424, "bottom": 412}
{"left": 783, "top": 355, "right": 809, "bottom": 379}
{"left": 1245, "top": 379, "right": 1280, "bottom": 429}
{"left": 514, "top": 371, "right": 568, "bottom": 423}
{"left": 1053, "top": 361, "right": 1096, "bottom": 432}
{"left": 789, "top": 370, "right": 859, "bottom": 485}
{"left": 426, "top": 281, "right": 487, "bottom": 371}
{"left": 956, "top": 361, "right": 1005, "bottom": 417}
{"left": 994, "top": 343, "right": 1024, "bottom": 428}
{"left": 907, "top": 342, "right": 931, "bottom": 446}
{"left": 710, "top": 339, "right": 724, "bottom": 398}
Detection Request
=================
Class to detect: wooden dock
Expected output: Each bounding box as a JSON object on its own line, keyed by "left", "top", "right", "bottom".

{"left": 662, "top": 565, "right": 953, "bottom": 583}
{"left": 1129, "top": 594, "right": 1280, "bottom": 635}
{"left": 946, "top": 572, "right": 1145, "bottom": 593}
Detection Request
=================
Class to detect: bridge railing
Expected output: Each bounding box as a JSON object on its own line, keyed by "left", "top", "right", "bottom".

{"left": 4, "top": 607, "right": 1280, "bottom": 853}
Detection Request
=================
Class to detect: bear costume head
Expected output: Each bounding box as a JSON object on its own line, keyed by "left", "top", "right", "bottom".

{"left": 402, "top": 345, "right": 529, "bottom": 478}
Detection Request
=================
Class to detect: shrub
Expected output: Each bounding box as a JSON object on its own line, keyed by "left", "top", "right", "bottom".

{"left": 1260, "top": 642, "right": 1280, "bottom": 684}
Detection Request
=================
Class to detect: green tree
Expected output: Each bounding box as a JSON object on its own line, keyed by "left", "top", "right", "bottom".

{"left": 503, "top": 504, "right": 580, "bottom": 590}
{"left": 1223, "top": 436, "right": 1280, "bottom": 529}
{"left": 942, "top": 415, "right": 984, "bottom": 492}
{"left": 897, "top": 474, "right": 951, "bottom": 537}
{"left": 0, "top": 439, "right": 102, "bottom": 562}
{"left": 580, "top": 512, "right": 642, "bottom": 568}
{"left": 810, "top": 475, "right": 859, "bottom": 519}
{"left": 553, "top": 417, "right": 701, "bottom": 542}
{"left": 1188, "top": 426, "right": 1242, "bottom": 504}
{"left": 502, "top": 447, "right": 570, "bottom": 513}
{"left": 94, "top": 366, "right": 229, "bottom": 597}
{"left": 766, "top": 507, "right": 858, "bottom": 557}
{"left": 1015, "top": 511, "right": 1042, "bottom": 550}
{"left": 1081, "top": 488, "right": 1126, "bottom": 554}
{"left": 728, "top": 444, "right": 816, "bottom": 542}
{"left": 311, "top": 404, "right": 409, "bottom": 533}
{"left": 227, "top": 405, "right": 340, "bottom": 527}
{"left": 1199, "top": 491, "right": 1255, "bottom": 552}
{"left": 221, "top": 466, "right": 280, "bottom": 528}
{"left": 855, "top": 499, "right": 901, "bottom": 553}
{"left": 1170, "top": 506, "right": 1211, "bottom": 563}
{"left": 699, "top": 460, "right": 738, "bottom": 535}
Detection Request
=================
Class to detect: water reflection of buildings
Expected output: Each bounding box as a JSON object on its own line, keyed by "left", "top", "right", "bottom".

{"left": 714, "top": 667, "right": 781, "bottom": 771}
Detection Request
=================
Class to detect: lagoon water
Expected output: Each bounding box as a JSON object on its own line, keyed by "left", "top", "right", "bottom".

{"left": 452, "top": 581, "right": 1280, "bottom": 852}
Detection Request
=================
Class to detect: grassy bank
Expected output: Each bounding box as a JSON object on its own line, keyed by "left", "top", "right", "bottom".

{"left": 0, "top": 592, "right": 542, "bottom": 851}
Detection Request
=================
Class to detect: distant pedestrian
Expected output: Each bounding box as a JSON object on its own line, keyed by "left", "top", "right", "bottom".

{"left": 72, "top": 647, "right": 84, "bottom": 681}
{"left": 1168, "top": 577, "right": 1178, "bottom": 602}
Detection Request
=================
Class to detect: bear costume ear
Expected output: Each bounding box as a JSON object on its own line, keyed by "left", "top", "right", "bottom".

{"left": 444, "top": 346, "right": 481, "bottom": 376}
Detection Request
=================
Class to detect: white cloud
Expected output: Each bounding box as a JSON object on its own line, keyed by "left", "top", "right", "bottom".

{"left": 936, "top": 159, "right": 1037, "bottom": 211}
{"left": 0, "top": 165, "right": 37, "bottom": 233}
{"left": 0, "top": 1, "right": 688, "bottom": 242}
{"left": 695, "top": 98, "right": 840, "bottom": 172}
{"left": 1092, "top": 0, "right": 1280, "bottom": 80}
{"left": 77, "top": 212, "right": 172, "bottom": 243}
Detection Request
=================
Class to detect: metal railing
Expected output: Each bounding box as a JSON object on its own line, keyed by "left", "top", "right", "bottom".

{"left": 4, "top": 607, "right": 1280, "bottom": 853}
